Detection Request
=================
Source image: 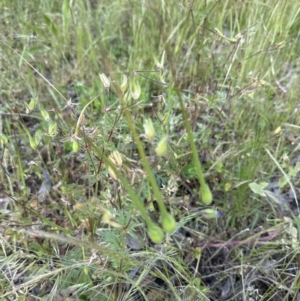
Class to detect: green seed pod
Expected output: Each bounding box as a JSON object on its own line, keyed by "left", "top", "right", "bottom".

{"left": 161, "top": 212, "right": 176, "bottom": 233}
{"left": 201, "top": 183, "right": 213, "bottom": 205}
{"left": 29, "top": 136, "right": 37, "bottom": 149}
{"left": 72, "top": 140, "right": 79, "bottom": 153}
{"left": 148, "top": 224, "right": 164, "bottom": 244}
{"left": 193, "top": 247, "right": 202, "bottom": 260}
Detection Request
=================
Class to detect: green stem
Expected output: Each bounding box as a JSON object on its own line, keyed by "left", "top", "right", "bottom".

{"left": 175, "top": 88, "right": 206, "bottom": 187}
{"left": 159, "top": 24, "right": 207, "bottom": 190}
{"left": 119, "top": 96, "right": 168, "bottom": 217}
{"left": 83, "top": 134, "right": 155, "bottom": 228}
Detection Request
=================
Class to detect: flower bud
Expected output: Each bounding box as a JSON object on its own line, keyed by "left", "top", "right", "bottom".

{"left": 201, "top": 183, "right": 213, "bottom": 205}
{"left": 108, "top": 166, "right": 117, "bottom": 180}
{"left": 130, "top": 80, "right": 141, "bottom": 100}
{"left": 27, "top": 98, "right": 36, "bottom": 112}
{"left": 109, "top": 150, "right": 123, "bottom": 167}
{"left": 78, "top": 113, "right": 85, "bottom": 125}
{"left": 40, "top": 108, "right": 50, "bottom": 121}
{"left": 120, "top": 74, "right": 128, "bottom": 93}
{"left": 147, "top": 224, "right": 164, "bottom": 244}
{"left": 143, "top": 119, "right": 155, "bottom": 141}
{"left": 99, "top": 206, "right": 122, "bottom": 228}
{"left": 0, "top": 134, "right": 8, "bottom": 145}
{"left": 48, "top": 122, "right": 58, "bottom": 137}
{"left": 161, "top": 212, "right": 176, "bottom": 233}
{"left": 123, "top": 91, "right": 131, "bottom": 104}
{"left": 99, "top": 73, "right": 110, "bottom": 89}
{"left": 108, "top": 151, "right": 122, "bottom": 180}
{"left": 155, "top": 136, "right": 168, "bottom": 156}
{"left": 34, "top": 130, "right": 42, "bottom": 146}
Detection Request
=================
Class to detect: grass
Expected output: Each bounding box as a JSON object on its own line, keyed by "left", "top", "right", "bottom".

{"left": 0, "top": 0, "right": 300, "bottom": 300}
